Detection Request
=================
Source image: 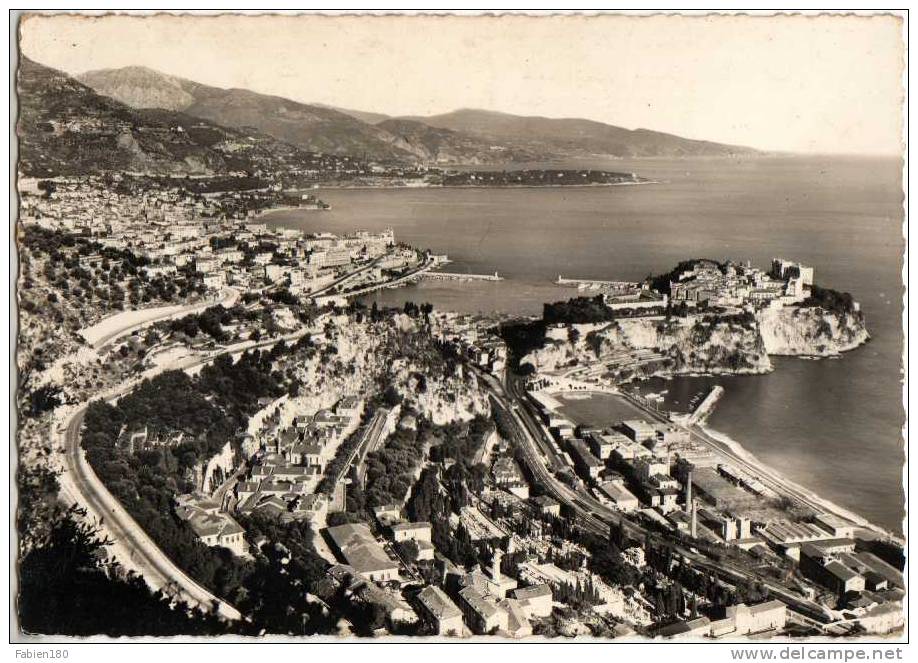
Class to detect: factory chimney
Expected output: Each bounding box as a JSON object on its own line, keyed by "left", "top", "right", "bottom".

{"left": 684, "top": 469, "right": 693, "bottom": 513}
{"left": 690, "top": 500, "right": 698, "bottom": 539}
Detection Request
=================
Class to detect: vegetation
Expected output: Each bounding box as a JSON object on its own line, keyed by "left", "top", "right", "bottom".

{"left": 649, "top": 259, "right": 724, "bottom": 295}
{"left": 543, "top": 295, "right": 616, "bottom": 325}
{"left": 17, "top": 466, "right": 230, "bottom": 636}
{"left": 77, "top": 348, "right": 314, "bottom": 620}
{"left": 498, "top": 319, "right": 546, "bottom": 368}
{"left": 800, "top": 285, "right": 859, "bottom": 316}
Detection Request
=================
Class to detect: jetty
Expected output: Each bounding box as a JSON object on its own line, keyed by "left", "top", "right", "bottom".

{"left": 423, "top": 270, "right": 503, "bottom": 282}
{"left": 556, "top": 275, "right": 637, "bottom": 289}
{"left": 687, "top": 385, "right": 724, "bottom": 425}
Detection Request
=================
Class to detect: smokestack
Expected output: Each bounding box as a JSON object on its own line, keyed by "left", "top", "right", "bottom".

{"left": 684, "top": 470, "right": 693, "bottom": 513}
{"left": 690, "top": 500, "right": 698, "bottom": 539}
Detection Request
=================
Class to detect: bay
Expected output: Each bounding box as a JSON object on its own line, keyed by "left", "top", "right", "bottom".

{"left": 264, "top": 155, "right": 905, "bottom": 533}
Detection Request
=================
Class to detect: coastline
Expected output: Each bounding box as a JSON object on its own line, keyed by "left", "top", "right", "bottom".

{"left": 550, "top": 378, "right": 900, "bottom": 543}
{"left": 272, "top": 180, "right": 659, "bottom": 193}
{"left": 698, "top": 423, "right": 902, "bottom": 543}
{"left": 256, "top": 204, "right": 328, "bottom": 218}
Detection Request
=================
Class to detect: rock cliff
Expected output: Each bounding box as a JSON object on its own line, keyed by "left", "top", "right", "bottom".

{"left": 758, "top": 306, "right": 869, "bottom": 356}
{"left": 523, "top": 304, "right": 868, "bottom": 381}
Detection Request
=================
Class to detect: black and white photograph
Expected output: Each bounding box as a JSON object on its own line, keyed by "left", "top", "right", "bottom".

{"left": 9, "top": 8, "right": 909, "bottom": 649}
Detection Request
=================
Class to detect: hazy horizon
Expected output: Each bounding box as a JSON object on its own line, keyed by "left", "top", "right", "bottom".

{"left": 19, "top": 13, "right": 905, "bottom": 156}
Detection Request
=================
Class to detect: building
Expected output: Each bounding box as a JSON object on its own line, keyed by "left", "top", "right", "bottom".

{"left": 416, "top": 586, "right": 464, "bottom": 636}
{"left": 509, "top": 584, "right": 553, "bottom": 618}
{"left": 634, "top": 457, "right": 671, "bottom": 483}
{"left": 174, "top": 493, "right": 247, "bottom": 557}
{"left": 498, "top": 598, "right": 533, "bottom": 638}
{"left": 391, "top": 522, "right": 432, "bottom": 543}
{"left": 325, "top": 523, "right": 400, "bottom": 583}
{"left": 709, "top": 601, "right": 788, "bottom": 638}
{"left": 391, "top": 522, "right": 435, "bottom": 561}
{"left": 203, "top": 272, "right": 226, "bottom": 290}
{"left": 596, "top": 481, "right": 640, "bottom": 512}
{"left": 813, "top": 513, "right": 856, "bottom": 539}
{"left": 656, "top": 616, "right": 712, "bottom": 639}
{"left": 799, "top": 544, "right": 866, "bottom": 595}
{"left": 567, "top": 439, "right": 604, "bottom": 481}
{"left": 622, "top": 420, "right": 657, "bottom": 443}
{"left": 771, "top": 258, "right": 814, "bottom": 286}
{"left": 531, "top": 495, "right": 561, "bottom": 518}
{"left": 458, "top": 586, "right": 508, "bottom": 634}
{"left": 586, "top": 431, "right": 630, "bottom": 460}
{"left": 336, "top": 395, "right": 364, "bottom": 419}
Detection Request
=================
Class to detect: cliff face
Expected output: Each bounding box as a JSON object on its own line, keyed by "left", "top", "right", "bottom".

{"left": 523, "top": 305, "right": 869, "bottom": 381}
{"left": 524, "top": 315, "right": 772, "bottom": 380}
{"left": 757, "top": 306, "right": 869, "bottom": 356}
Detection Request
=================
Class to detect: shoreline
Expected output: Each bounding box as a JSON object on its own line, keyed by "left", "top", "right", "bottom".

{"left": 548, "top": 381, "right": 901, "bottom": 544}
{"left": 697, "top": 423, "right": 902, "bottom": 544}
{"left": 256, "top": 204, "right": 329, "bottom": 218}
{"left": 261, "top": 180, "right": 659, "bottom": 195}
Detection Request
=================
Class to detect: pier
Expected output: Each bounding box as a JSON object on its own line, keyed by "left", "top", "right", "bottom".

{"left": 423, "top": 270, "right": 503, "bottom": 282}
{"left": 688, "top": 385, "right": 724, "bottom": 425}
{"left": 556, "top": 275, "right": 637, "bottom": 289}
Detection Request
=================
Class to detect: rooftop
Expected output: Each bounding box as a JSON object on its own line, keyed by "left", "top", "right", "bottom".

{"left": 326, "top": 523, "right": 399, "bottom": 576}
{"left": 417, "top": 585, "right": 462, "bottom": 620}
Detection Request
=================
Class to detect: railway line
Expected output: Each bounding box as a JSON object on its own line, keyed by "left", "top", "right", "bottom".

{"left": 477, "top": 367, "right": 835, "bottom": 626}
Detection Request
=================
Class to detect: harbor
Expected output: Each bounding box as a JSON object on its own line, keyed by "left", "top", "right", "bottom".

{"left": 423, "top": 270, "right": 503, "bottom": 282}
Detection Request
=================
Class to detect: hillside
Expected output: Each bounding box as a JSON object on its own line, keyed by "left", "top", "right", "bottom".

{"left": 78, "top": 66, "right": 417, "bottom": 162}
{"left": 375, "top": 118, "right": 537, "bottom": 164}
{"left": 17, "top": 58, "right": 328, "bottom": 177}
{"left": 77, "top": 66, "right": 760, "bottom": 164}
{"left": 401, "top": 108, "right": 760, "bottom": 158}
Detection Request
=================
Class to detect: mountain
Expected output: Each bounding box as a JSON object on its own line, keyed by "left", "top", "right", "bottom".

{"left": 77, "top": 66, "right": 416, "bottom": 162}
{"left": 375, "top": 118, "right": 539, "bottom": 164}
{"left": 312, "top": 102, "right": 390, "bottom": 126}
{"left": 399, "top": 108, "right": 760, "bottom": 158}
{"left": 16, "top": 57, "right": 330, "bottom": 177}
{"left": 71, "top": 65, "right": 759, "bottom": 165}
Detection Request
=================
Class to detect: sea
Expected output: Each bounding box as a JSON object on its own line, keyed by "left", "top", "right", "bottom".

{"left": 263, "top": 155, "right": 906, "bottom": 534}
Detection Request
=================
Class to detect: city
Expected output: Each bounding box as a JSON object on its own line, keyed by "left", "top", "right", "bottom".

{"left": 12, "top": 10, "right": 906, "bottom": 649}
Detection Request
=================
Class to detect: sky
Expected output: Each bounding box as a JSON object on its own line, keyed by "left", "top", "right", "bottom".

{"left": 19, "top": 13, "right": 905, "bottom": 155}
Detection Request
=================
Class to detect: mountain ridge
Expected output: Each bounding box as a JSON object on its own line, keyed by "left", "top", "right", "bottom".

{"left": 17, "top": 57, "right": 342, "bottom": 178}
{"left": 76, "top": 64, "right": 761, "bottom": 163}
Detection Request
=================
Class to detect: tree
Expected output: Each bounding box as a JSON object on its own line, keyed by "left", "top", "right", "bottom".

{"left": 395, "top": 540, "right": 420, "bottom": 564}
{"left": 567, "top": 325, "right": 580, "bottom": 346}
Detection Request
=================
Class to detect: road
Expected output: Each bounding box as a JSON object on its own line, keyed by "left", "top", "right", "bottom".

{"left": 85, "top": 287, "right": 240, "bottom": 351}
{"left": 307, "top": 258, "right": 384, "bottom": 298}
{"left": 477, "top": 367, "right": 836, "bottom": 625}
{"left": 57, "top": 306, "right": 311, "bottom": 622}
{"left": 331, "top": 256, "right": 439, "bottom": 299}
{"left": 62, "top": 405, "right": 243, "bottom": 620}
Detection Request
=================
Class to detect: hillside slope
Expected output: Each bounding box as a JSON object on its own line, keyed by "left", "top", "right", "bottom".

{"left": 78, "top": 66, "right": 761, "bottom": 163}
{"left": 17, "top": 58, "right": 325, "bottom": 177}
{"left": 401, "top": 108, "right": 761, "bottom": 158}
{"left": 78, "top": 66, "right": 416, "bottom": 162}
{"left": 375, "top": 118, "right": 537, "bottom": 164}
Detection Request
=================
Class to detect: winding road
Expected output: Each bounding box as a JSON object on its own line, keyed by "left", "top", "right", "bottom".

{"left": 56, "top": 290, "right": 306, "bottom": 622}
